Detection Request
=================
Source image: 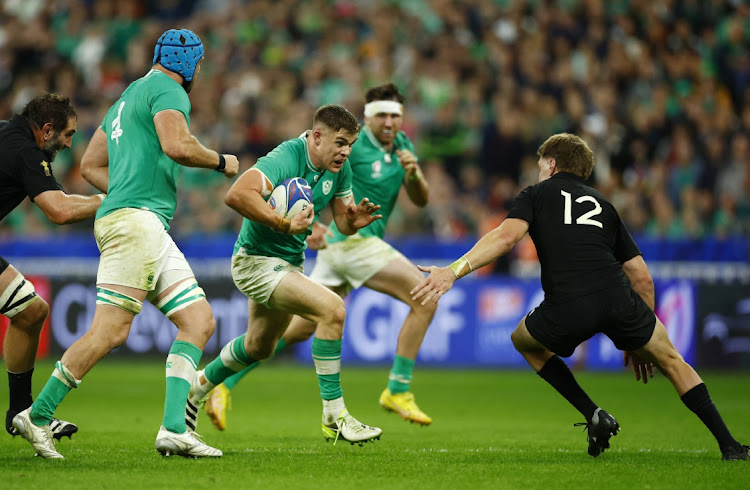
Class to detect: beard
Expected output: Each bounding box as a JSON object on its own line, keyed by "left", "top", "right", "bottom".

{"left": 43, "top": 135, "right": 66, "bottom": 162}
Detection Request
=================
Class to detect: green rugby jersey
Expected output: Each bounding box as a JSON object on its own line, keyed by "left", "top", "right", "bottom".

{"left": 96, "top": 69, "right": 191, "bottom": 230}
{"left": 234, "top": 133, "right": 353, "bottom": 266}
{"left": 327, "top": 127, "right": 416, "bottom": 244}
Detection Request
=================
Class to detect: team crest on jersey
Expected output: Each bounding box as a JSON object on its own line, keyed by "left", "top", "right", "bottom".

{"left": 322, "top": 180, "right": 332, "bottom": 195}
{"left": 371, "top": 160, "right": 382, "bottom": 178}
{"left": 40, "top": 161, "right": 51, "bottom": 176}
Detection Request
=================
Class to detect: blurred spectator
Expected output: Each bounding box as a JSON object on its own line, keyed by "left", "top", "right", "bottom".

{"left": 0, "top": 0, "right": 747, "bottom": 257}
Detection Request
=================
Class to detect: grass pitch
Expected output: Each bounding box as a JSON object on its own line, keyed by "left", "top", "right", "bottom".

{"left": 0, "top": 360, "right": 748, "bottom": 489}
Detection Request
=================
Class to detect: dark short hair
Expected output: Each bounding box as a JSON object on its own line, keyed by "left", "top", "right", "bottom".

{"left": 365, "top": 83, "right": 405, "bottom": 104}
{"left": 313, "top": 104, "right": 359, "bottom": 135}
{"left": 537, "top": 133, "right": 595, "bottom": 179}
{"left": 20, "top": 93, "right": 77, "bottom": 133}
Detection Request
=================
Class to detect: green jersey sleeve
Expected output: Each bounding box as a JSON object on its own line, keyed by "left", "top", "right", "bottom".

{"left": 150, "top": 83, "right": 191, "bottom": 124}
{"left": 253, "top": 140, "right": 303, "bottom": 188}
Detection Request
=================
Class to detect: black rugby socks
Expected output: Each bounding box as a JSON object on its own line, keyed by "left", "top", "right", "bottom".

{"left": 681, "top": 383, "right": 740, "bottom": 453}
{"left": 7, "top": 368, "right": 34, "bottom": 414}
{"left": 537, "top": 355, "right": 598, "bottom": 421}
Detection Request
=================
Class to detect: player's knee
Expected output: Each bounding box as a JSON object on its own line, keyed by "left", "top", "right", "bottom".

{"left": 417, "top": 299, "right": 438, "bottom": 319}
{"left": 11, "top": 297, "right": 48, "bottom": 332}
{"left": 320, "top": 297, "right": 346, "bottom": 327}
{"left": 105, "top": 324, "right": 132, "bottom": 350}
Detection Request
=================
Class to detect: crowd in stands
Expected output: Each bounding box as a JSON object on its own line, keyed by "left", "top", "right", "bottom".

{"left": 1, "top": 0, "right": 748, "bottom": 253}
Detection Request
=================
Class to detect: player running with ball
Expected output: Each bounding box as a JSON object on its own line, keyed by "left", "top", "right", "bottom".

{"left": 186, "top": 104, "right": 384, "bottom": 445}
{"left": 203, "top": 83, "right": 437, "bottom": 431}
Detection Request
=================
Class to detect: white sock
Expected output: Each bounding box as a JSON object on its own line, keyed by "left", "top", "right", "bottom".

{"left": 322, "top": 397, "right": 346, "bottom": 422}
{"left": 191, "top": 369, "right": 215, "bottom": 400}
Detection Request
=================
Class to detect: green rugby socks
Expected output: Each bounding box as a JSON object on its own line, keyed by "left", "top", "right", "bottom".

{"left": 312, "top": 337, "right": 343, "bottom": 401}
{"left": 200, "top": 335, "right": 257, "bottom": 395}
{"left": 31, "top": 361, "right": 80, "bottom": 426}
{"left": 224, "top": 338, "right": 287, "bottom": 390}
{"left": 387, "top": 355, "right": 415, "bottom": 394}
{"left": 162, "top": 341, "right": 202, "bottom": 433}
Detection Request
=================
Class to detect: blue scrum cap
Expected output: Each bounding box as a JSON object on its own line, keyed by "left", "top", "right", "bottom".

{"left": 152, "top": 28, "right": 204, "bottom": 82}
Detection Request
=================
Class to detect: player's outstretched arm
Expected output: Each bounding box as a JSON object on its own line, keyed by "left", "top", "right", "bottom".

{"left": 80, "top": 128, "right": 109, "bottom": 193}
{"left": 153, "top": 109, "right": 239, "bottom": 177}
{"left": 397, "top": 149, "right": 429, "bottom": 207}
{"left": 225, "top": 168, "right": 312, "bottom": 234}
{"left": 330, "top": 195, "right": 381, "bottom": 235}
{"left": 34, "top": 190, "right": 104, "bottom": 225}
{"left": 411, "top": 218, "right": 529, "bottom": 305}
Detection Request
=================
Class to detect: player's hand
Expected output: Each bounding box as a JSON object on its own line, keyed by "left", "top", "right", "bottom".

{"left": 624, "top": 351, "right": 654, "bottom": 384}
{"left": 396, "top": 149, "right": 419, "bottom": 177}
{"left": 289, "top": 206, "right": 314, "bottom": 235}
{"left": 306, "top": 221, "right": 333, "bottom": 250}
{"left": 221, "top": 154, "right": 240, "bottom": 178}
{"left": 346, "top": 197, "right": 382, "bottom": 230}
{"left": 411, "top": 265, "right": 456, "bottom": 305}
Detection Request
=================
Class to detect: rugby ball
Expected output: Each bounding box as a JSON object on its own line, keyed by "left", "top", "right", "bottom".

{"left": 268, "top": 177, "right": 313, "bottom": 218}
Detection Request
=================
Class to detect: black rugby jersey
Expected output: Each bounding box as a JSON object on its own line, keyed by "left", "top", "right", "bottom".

{"left": 0, "top": 115, "right": 63, "bottom": 221}
{"left": 507, "top": 172, "right": 641, "bottom": 303}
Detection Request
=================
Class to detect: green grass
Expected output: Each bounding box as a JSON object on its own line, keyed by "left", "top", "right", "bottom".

{"left": 0, "top": 360, "right": 748, "bottom": 489}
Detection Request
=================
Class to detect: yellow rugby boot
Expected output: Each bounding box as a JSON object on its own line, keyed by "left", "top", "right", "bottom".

{"left": 379, "top": 388, "right": 433, "bottom": 426}
{"left": 204, "top": 384, "right": 231, "bottom": 431}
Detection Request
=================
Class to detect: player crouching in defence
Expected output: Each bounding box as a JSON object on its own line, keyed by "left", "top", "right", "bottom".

{"left": 412, "top": 133, "right": 748, "bottom": 460}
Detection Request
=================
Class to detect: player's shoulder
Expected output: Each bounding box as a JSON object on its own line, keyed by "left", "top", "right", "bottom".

{"left": 394, "top": 130, "right": 413, "bottom": 147}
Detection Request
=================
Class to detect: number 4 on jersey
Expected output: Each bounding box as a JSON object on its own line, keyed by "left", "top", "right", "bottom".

{"left": 110, "top": 101, "right": 125, "bottom": 145}
{"left": 561, "top": 190, "right": 603, "bottom": 228}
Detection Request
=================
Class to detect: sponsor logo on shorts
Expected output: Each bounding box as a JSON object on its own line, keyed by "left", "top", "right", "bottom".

{"left": 274, "top": 264, "right": 284, "bottom": 272}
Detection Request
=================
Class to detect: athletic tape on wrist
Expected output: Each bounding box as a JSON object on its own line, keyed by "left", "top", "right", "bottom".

{"left": 448, "top": 255, "right": 473, "bottom": 279}
{"left": 275, "top": 215, "right": 291, "bottom": 234}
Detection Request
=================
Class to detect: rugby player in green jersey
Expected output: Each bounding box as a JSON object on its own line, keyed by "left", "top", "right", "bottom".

{"left": 204, "top": 83, "right": 437, "bottom": 430}
{"left": 185, "top": 104, "right": 384, "bottom": 445}
{"left": 12, "top": 29, "right": 239, "bottom": 459}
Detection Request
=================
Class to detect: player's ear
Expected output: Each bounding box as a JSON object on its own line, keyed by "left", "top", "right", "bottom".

{"left": 548, "top": 158, "right": 557, "bottom": 173}
{"left": 42, "top": 122, "right": 54, "bottom": 140}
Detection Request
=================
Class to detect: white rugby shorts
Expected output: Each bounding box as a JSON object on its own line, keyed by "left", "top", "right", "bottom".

{"left": 309, "top": 235, "right": 404, "bottom": 292}
{"left": 94, "top": 208, "right": 194, "bottom": 300}
{"left": 231, "top": 248, "right": 303, "bottom": 307}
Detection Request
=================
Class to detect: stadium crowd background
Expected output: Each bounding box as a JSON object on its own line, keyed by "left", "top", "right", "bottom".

{"left": 1, "top": 0, "right": 748, "bottom": 268}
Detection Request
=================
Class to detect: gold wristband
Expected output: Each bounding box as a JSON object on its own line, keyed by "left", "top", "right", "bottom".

{"left": 448, "top": 255, "right": 473, "bottom": 279}
{"left": 275, "top": 215, "right": 291, "bottom": 234}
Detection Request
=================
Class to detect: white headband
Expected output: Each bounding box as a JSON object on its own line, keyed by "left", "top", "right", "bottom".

{"left": 364, "top": 100, "right": 403, "bottom": 117}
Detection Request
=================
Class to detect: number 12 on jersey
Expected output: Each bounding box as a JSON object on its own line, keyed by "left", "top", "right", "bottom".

{"left": 561, "top": 190, "right": 603, "bottom": 228}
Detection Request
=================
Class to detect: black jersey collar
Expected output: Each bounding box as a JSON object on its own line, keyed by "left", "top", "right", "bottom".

{"left": 10, "top": 114, "right": 34, "bottom": 140}
{"left": 552, "top": 171, "right": 585, "bottom": 182}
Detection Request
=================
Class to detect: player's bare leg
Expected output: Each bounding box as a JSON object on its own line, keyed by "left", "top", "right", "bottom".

{"left": 512, "top": 318, "right": 619, "bottom": 457}
{"left": 365, "top": 257, "right": 437, "bottom": 425}
{"left": 270, "top": 274, "right": 382, "bottom": 445}
{"left": 634, "top": 319, "right": 748, "bottom": 460}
